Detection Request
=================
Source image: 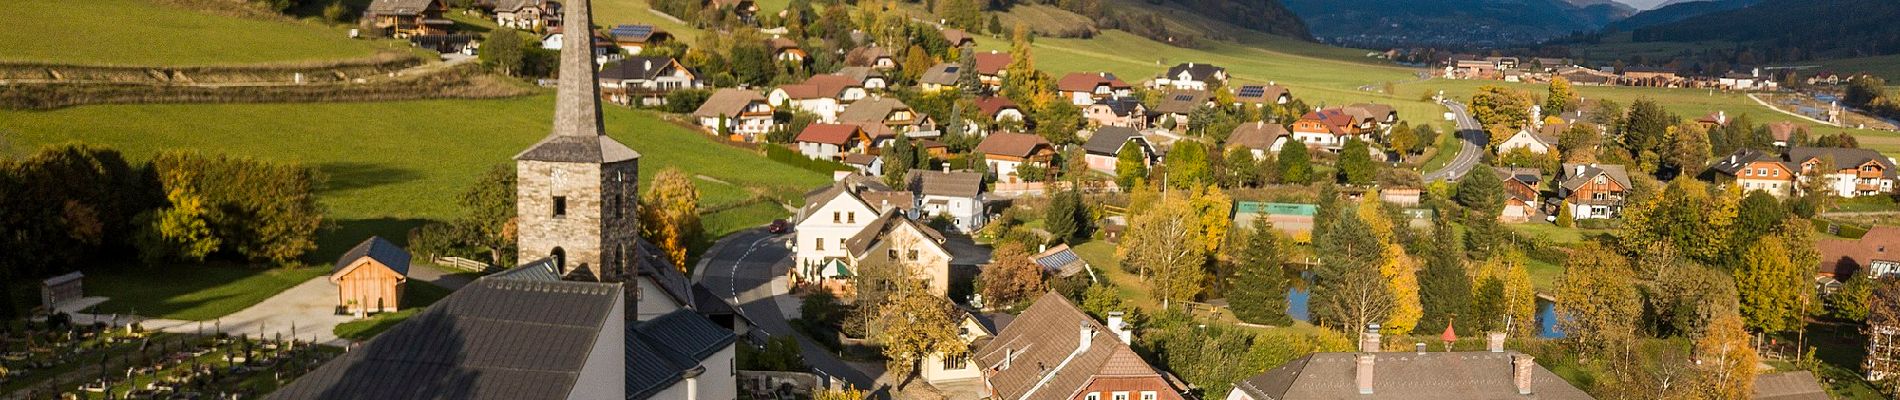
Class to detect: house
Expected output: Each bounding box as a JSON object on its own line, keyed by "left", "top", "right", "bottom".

{"left": 1084, "top": 97, "right": 1148, "bottom": 129}
{"left": 1621, "top": 66, "right": 1683, "bottom": 87}
{"left": 1057, "top": 72, "right": 1133, "bottom": 106}
{"left": 364, "top": 0, "right": 453, "bottom": 38}
{"left": 1154, "top": 62, "right": 1226, "bottom": 90}
{"left": 1290, "top": 109, "right": 1367, "bottom": 151}
{"left": 608, "top": 24, "right": 671, "bottom": 55}
{"left": 1718, "top": 71, "right": 1775, "bottom": 91}
{"left": 331, "top": 236, "right": 411, "bottom": 315}
{"left": 973, "top": 51, "right": 1013, "bottom": 90}
{"left": 39, "top": 271, "right": 83, "bottom": 310}
{"left": 905, "top": 169, "right": 987, "bottom": 233}
{"left": 1082, "top": 126, "right": 1152, "bottom": 174}
{"left": 974, "top": 292, "right": 1184, "bottom": 400}
{"left": 1495, "top": 167, "right": 1540, "bottom": 223}
{"left": 1232, "top": 84, "right": 1291, "bottom": 107}
{"left": 1343, "top": 103, "right": 1398, "bottom": 128}
{"left": 1787, "top": 146, "right": 1898, "bottom": 197}
{"left": 845, "top": 46, "right": 899, "bottom": 70}
{"left": 691, "top": 89, "right": 774, "bottom": 140}
{"left": 1032, "top": 244, "right": 1089, "bottom": 278}
{"left": 1556, "top": 163, "right": 1632, "bottom": 220}
{"left": 975, "top": 133, "right": 1057, "bottom": 184}
{"left": 840, "top": 97, "right": 934, "bottom": 135}
{"left": 1227, "top": 121, "right": 1290, "bottom": 160}
{"left": 793, "top": 177, "right": 912, "bottom": 287}
{"left": 843, "top": 210, "right": 954, "bottom": 296}
{"left": 769, "top": 74, "right": 867, "bottom": 122}
{"left": 1767, "top": 121, "right": 1805, "bottom": 147}
{"left": 767, "top": 36, "right": 806, "bottom": 63}
{"left": 538, "top": 29, "right": 624, "bottom": 65}
{"left": 1696, "top": 111, "right": 1731, "bottom": 128}
{"left": 919, "top": 62, "right": 962, "bottom": 92}
{"left": 842, "top": 153, "right": 882, "bottom": 176}
{"left": 1807, "top": 72, "right": 1845, "bottom": 86}
{"left": 1497, "top": 125, "right": 1559, "bottom": 155}
{"left": 1448, "top": 59, "right": 1498, "bottom": 79}
{"left": 1751, "top": 371, "right": 1830, "bottom": 400}
{"left": 836, "top": 66, "right": 889, "bottom": 91}
{"left": 794, "top": 123, "right": 869, "bottom": 160}
{"left": 707, "top": 0, "right": 759, "bottom": 22}
{"left": 1226, "top": 329, "right": 1591, "bottom": 399}
{"left": 598, "top": 56, "right": 700, "bottom": 106}
{"left": 626, "top": 309, "right": 741, "bottom": 400}
{"left": 942, "top": 28, "right": 977, "bottom": 48}
{"left": 1817, "top": 226, "right": 1900, "bottom": 281}
{"left": 1708, "top": 148, "right": 1798, "bottom": 197}
{"left": 1153, "top": 90, "right": 1213, "bottom": 131}
{"left": 922, "top": 310, "right": 996, "bottom": 384}
{"left": 493, "top": 0, "right": 558, "bottom": 31}
{"left": 975, "top": 96, "right": 1025, "bottom": 126}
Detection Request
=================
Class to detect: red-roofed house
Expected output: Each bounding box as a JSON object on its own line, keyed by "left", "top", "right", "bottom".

{"left": 973, "top": 51, "right": 1013, "bottom": 90}
{"left": 769, "top": 74, "right": 868, "bottom": 122}
{"left": 1058, "top": 72, "right": 1134, "bottom": 106}
{"left": 1818, "top": 226, "right": 1900, "bottom": 282}
{"left": 794, "top": 123, "right": 868, "bottom": 160}
{"left": 1291, "top": 109, "right": 1368, "bottom": 151}
{"left": 976, "top": 96, "right": 1025, "bottom": 125}
{"left": 976, "top": 133, "right": 1056, "bottom": 184}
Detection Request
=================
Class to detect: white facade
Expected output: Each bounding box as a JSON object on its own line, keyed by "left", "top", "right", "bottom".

{"left": 795, "top": 193, "right": 880, "bottom": 273}
{"left": 988, "top": 158, "right": 1027, "bottom": 184}
{"left": 1290, "top": 131, "right": 1356, "bottom": 150}
{"left": 919, "top": 193, "right": 984, "bottom": 233}
{"left": 1811, "top": 172, "right": 1897, "bottom": 198}
{"left": 633, "top": 277, "right": 685, "bottom": 320}
{"left": 1496, "top": 129, "right": 1553, "bottom": 154}
{"left": 797, "top": 142, "right": 847, "bottom": 160}
{"left": 569, "top": 292, "right": 627, "bottom": 400}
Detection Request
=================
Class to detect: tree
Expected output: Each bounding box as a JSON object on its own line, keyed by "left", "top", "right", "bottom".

{"left": 1474, "top": 249, "right": 1537, "bottom": 337}
{"left": 1227, "top": 218, "right": 1290, "bottom": 325}
{"left": 1695, "top": 311, "right": 1759, "bottom": 400}
{"left": 1033, "top": 100, "right": 1083, "bottom": 145}
{"left": 1556, "top": 242, "right": 1641, "bottom": 356}
{"left": 901, "top": 45, "right": 933, "bottom": 83}
{"left": 1735, "top": 234, "right": 1807, "bottom": 333}
{"left": 1359, "top": 194, "right": 1422, "bottom": 335}
{"left": 144, "top": 151, "right": 323, "bottom": 264}
{"left": 979, "top": 242, "right": 1045, "bottom": 310}
{"left": 877, "top": 274, "right": 967, "bottom": 388}
{"left": 814, "top": 386, "right": 868, "bottom": 400}
{"left": 1043, "top": 189, "right": 1083, "bottom": 241}
{"left": 1554, "top": 200, "right": 1574, "bottom": 227}
{"left": 1115, "top": 141, "right": 1148, "bottom": 188}
{"left": 1469, "top": 86, "right": 1534, "bottom": 147}
{"left": 1337, "top": 139, "right": 1375, "bottom": 186}
{"left": 458, "top": 164, "right": 518, "bottom": 267}
{"left": 1546, "top": 76, "right": 1577, "bottom": 113}
{"left": 1828, "top": 273, "right": 1877, "bottom": 322}
{"left": 1388, "top": 128, "right": 1420, "bottom": 156}
{"left": 987, "top": 14, "right": 1004, "bottom": 36}
{"left": 1119, "top": 195, "right": 1207, "bottom": 309}
{"left": 481, "top": 31, "right": 527, "bottom": 77}
{"left": 1276, "top": 142, "right": 1312, "bottom": 184}
{"left": 1311, "top": 206, "right": 1391, "bottom": 331}
{"left": 1453, "top": 165, "right": 1506, "bottom": 217}
{"left": 134, "top": 188, "right": 220, "bottom": 263}
{"left": 1167, "top": 141, "right": 1211, "bottom": 189}
{"left": 1623, "top": 100, "right": 1676, "bottom": 168}
{"left": 883, "top": 134, "right": 918, "bottom": 186}
{"left": 1666, "top": 124, "right": 1712, "bottom": 176}
{"left": 1417, "top": 211, "right": 1471, "bottom": 337}
{"left": 640, "top": 168, "right": 701, "bottom": 270}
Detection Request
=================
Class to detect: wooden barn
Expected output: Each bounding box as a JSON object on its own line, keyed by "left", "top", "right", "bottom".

{"left": 331, "top": 236, "right": 411, "bottom": 316}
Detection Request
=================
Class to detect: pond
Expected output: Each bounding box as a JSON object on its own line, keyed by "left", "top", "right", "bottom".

{"left": 1281, "top": 286, "right": 1566, "bottom": 339}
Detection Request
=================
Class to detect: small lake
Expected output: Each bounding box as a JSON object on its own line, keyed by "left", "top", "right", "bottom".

{"left": 1281, "top": 287, "right": 1566, "bottom": 339}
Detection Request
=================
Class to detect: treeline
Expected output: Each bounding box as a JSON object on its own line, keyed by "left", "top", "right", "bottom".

{"left": 0, "top": 144, "right": 326, "bottom": 318}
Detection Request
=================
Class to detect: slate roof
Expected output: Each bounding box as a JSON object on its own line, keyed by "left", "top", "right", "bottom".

{"left": 1558, "top": 163, "right": 1632, "bottom": 192}
{"left": 795, "top": 123, "right": 861, "bottom": 146}
{"left": 333, "top": 236, "right": 412, "bottom": 276}
{"left": 1092, "top": 97, "right": 1145, "bottom": 117}
{"left": 1083, "top": 126, "right": 1144, "bottom": 156}
{"left": 974, "top": 292, "right": 1172, "bottom": 400}
{"left": 490, "top": 258, "right": 563, "bottom": 282}
{"left": 1165, "top": 63, "right": 1224, "bottom": 82}
{"left": 270, "top": 279, "right": 622, "bottom": 400}
{"left": 1032, "top": 244, "right": 1087, "bottom": 277}
{"left": 1817, "top": 226, "right": 1900, "bottom": 278}
{"left": 834, "top": 66, "right": 883, "bottom": 85}
{"left": 627, "top": 309, "right": 738, "bottom": 399}
{"left": 1708, "top": 148, "right": 1784, "bottom": 176}
{"left": 1057, "top": 72, "right": 1130, "bottom": 92}
{"left": 906, "top": 170, "right": 984, "bottom": 198}
{"left": 1154, "top": 90, "right": 1210, "bottom": 114}
{"left": 516, "top": 0, "right": 639, "bottom": 164}
{"left": 974, "top": 132, "right": 1052, "bottom": 159}
{"left": 1788, "top": 147, "right": 1898, "bottom": 179}
{"left": 1227, "top": 121, "right": 1288, "bottom": 152}
{"left": 797, "top": 177, "right": 894, "bottom": 224}
{"left": 973, "top": 51, "right": 1012, "bottom": 75}
{"left": 844, "top": 46, "right": 894, "bottom": 67}
{"left": 634, "top": 237, "right": 695, "bottom": 309}
{"left": 1232, "top": 351, "right": 1592, "bottom": 399}
{"left": 691, "top": 88, "right": 767, "bottom": 118}
{"left": 920, "top": 63, "right": 961, "bottom": 86}
{"left": 598, "top": 56, "right": 677, "bottom": 81}
{"left": 1752, "top": 371, "right": 1830, "bottom": 400}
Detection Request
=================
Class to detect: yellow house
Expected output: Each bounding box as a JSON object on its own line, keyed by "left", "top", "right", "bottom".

{"left": 331, "top": 236, "right": 411, "bottom": 316}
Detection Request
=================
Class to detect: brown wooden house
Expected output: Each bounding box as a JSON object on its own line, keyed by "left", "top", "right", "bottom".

{"left": 331, "top": 236, "right": 412, "bottom": 315}
{"left": 365, "top": 0, "right": 453, "bottom": 38}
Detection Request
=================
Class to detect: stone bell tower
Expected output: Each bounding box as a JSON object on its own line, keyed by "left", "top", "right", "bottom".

{"left": 513, "top": 0, "right": 640, "bottom": 282}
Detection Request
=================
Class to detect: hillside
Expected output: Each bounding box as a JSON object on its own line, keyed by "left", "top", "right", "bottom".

{"left": 1629, "top": 0, "right": 1900, "bottom": 60}
{"left": 1603, "top": 0, "right": 1758, "bottom": 31}
{"left": 0, "top": 0, "right": 388, "bottom": 66}
{"left": 1283, "top": 0, "right": 1634, "bottom": 48}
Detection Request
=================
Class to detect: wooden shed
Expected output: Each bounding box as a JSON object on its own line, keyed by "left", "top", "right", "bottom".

{"left": 331, "top": 236, "right": 411, "bottom": 316}
{"left": 40, "top": 271, "right": 84, "bottom": 309}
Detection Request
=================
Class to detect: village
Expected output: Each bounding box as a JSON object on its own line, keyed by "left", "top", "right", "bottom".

{"left": 1, "top": 0, "right": 1898, "bottom": 399}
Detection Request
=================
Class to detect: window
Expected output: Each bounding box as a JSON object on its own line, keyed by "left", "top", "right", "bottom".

{"left": 1758, "top": 168, "right": 1768, "bottom": 176}
{"left": 815, "top": 238, "right": 826, "bottom": 251}
{"left": 1085, "top": 394, "right": 1100, "bottom": 400}
{"left": 848, "top": 212, "right": 857, "bottom": 224}
{"left": 615, "top": 194, "right": 626, "bottom": 219}
{"left": 943, "top": 353, "right": 968, "bottom": 370}
{"left": 1141, "top": 392, "right": 1158, "bottom": 400}
{"left": 552, "top": 196, "right": 567, "bottom": 218}
{"left": 1744, "top": 169, "right": 1753, "bottom": 176}
{"left": 1592, "top": 192, "right": 1606, "bottom": 200}
{"left": 833, "top": 212, "right": 841, "bottom": 223}
{"left": 907, "top": 249, "right": 920, "bottom": 261}
{"left": 1113, "top": 392, "right": 1130, "bottom": 400}
{"left": 839, "top": 238, "right": 846, "bottom": 249}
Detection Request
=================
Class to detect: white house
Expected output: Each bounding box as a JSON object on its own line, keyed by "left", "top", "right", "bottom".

{"left": 906, "top": 170, "right": 987, "bottom": 233}
{"left": 768, "top": 74, "right": 866, "bottom": 123}
{"left": 691, "top": 89, "right": 776, "bottom": 141}
{"left": 793, "top": 123, "right": 866, "bottom": 160}
{"left": 1496, "top": 126, "right": 1558, "bottom": 155}
{"left": 597, "top": 56, "right": 700, "bottom": 106}
{"left": 1057, "top": 72, "right": 1133, "bottom": 106}
{"left": 1788, "top": 147, "right": 1898, "bottom": 198}
{"left": 793, "top": 178, "right": 910, "bottom": 285}
{"left": 1082, "top": 126, "right": 1152, "bottom": 174}
{"left": 493, "top": 0, "right": 554, "bottom": 30}
{"left": 1152, "top": 62, "right": 1226, "bottom": 91}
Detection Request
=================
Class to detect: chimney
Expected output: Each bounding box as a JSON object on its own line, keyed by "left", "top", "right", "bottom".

{"left": 1359, "top": 324, "right": 1382, "bottom": 352}
{"left": 1574, "top": 164, "right": 1586, "bottom": 176}
{"left": 1355, "top": 353, "right": 1376, "bottom": 394}
{"left": 643, "top": 59, "right": 652, "bottom": 71}
{"left": 1078, "top": 322, "right": 1097, "bottom": 351}
{"left": 1487, "top": 332, "right": 1506, "bottom": 352}
{"left": 1414, "top": 342, "right": 1427, "bottom": 355}
{"left": 1513, "top": 354, "right": 1536, "bottom": 395}
{"left": 1107, "top": 312, "right": 1132, "bottom": 344}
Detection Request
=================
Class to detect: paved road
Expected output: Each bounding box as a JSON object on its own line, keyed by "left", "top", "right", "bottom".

{"left": 67, "top": 277, "right": 355, "bottom": 346}
{"left": 1424, "top": 100, "right": 1486, "bottom": 182}
{"left": 696, "top": 230, "right": 885, "bottom": 391}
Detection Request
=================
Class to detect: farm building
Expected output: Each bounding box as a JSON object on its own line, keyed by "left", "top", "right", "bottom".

{"left": 331, "top": 236, "right": 412, "bottom": 316}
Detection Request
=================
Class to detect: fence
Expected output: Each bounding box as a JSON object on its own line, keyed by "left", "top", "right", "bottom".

{"left": 432, "top": 256, "right": 493, "bottom": 272}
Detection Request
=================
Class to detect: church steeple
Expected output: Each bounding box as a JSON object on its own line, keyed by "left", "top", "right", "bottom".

{"left": 514, "top": 0, "right": 639, "bottom": 163}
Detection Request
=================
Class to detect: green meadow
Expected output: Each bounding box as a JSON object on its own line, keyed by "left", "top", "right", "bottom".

{"left": 0, "top": 0, "right": 389, "bottom": 66}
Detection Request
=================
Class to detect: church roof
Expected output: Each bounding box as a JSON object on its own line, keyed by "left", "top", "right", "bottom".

{"left": 515, "top": 0, "right": 639, "bottom": 164}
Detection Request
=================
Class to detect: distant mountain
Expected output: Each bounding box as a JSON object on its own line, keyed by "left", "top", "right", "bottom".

{"left": 1605, "top": 0, "right": 1759, "bottom": 31}
{"left": 1283, "top": 0, "right": 1636, "bottom": 47}
{"left": 1630, "top": 0, "right": 1900, "bottom": 59}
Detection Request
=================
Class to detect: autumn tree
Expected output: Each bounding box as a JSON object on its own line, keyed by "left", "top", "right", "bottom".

{"left": 1276, "top": 142, "right": 1312, "bottom": 184}
{"left": 135, "top": 187, "right": 220, "bottom": 263}
{"left": 1227, "top": 218, "right": 1290, "bottom": 325}
{"left": 481, "top": 31, "right": 526, "bottom": 77}
{"left": 1311, "top": 205, "right": 1392, "bottom": 331}
{"left": 1827, "top": 273, "right": 1877, "bottom": 322}
{"left": 1359, "top": 192, "right": 1422, "bottom": 335}
{"left": 1695, "top": 311, "right": 1759, "bottom": 400}
{"left": 1167, "top": 140, "right": 1212, "bottom": 189}
{"left": 1119, "top": 194, "right": 1207, "bottom": 309}
{"left": 1666, "top": 124, "right": 1712, "bottom": 175}
{"left": 877, "top": 275, "right": 967, "bottom": 388}
{"left": 1115, "top": 141, "right": 1148, "bottom": 188}
{"left": 640, "top": 168, "right": 702, "bottom": 270}
{"left": 980, "top": 242, "right": 1046, "bottom": 310}
{"left": 1473, "top": 248, "right": 1537, "bottom": 337}
{"left": 1469, "top": 86, "right": 1534, "bottom": 148}
{"left": 459, "top": 164, "right": 518, "bottom": 266}
{"left": 1546, "top": 76, "right": 1577, "bottom": 113}
{"left": 1556, "top": 242, "right": 1641, "bottom": 356}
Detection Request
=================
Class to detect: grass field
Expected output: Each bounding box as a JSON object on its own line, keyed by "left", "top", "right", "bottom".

{"left": 84, "top": 265, "right": 329, "bottom": 320}
{"left": 0, "top": 95, "right": 832, "bottom": 262}
{"left": 332, "top": 281, "right": 454, "bottom": 340}
{"left": 0, "top": 0, "right": 388, "bottom": 66}
{"left": 595, "top": 0, "right": 706, "bottom": 45}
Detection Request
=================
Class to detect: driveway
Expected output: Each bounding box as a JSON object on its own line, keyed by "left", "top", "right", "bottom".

{"left": 70, "top": 276, "right": 355, "bottom": 346}
{"left": 1423, "top": 100, "right": 1487, "bottom": 182}
{"left": 695, "top": 229, "right": 887, "bottom": 391}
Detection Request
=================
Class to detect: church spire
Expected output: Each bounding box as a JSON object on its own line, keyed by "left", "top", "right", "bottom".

{"left": 551, "top": 0, "right": 604, "bottom": 138}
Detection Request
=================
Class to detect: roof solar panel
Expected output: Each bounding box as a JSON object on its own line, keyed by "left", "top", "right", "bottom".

{"left": 1237, "top": 86, "right": 1264, "bottom": 97}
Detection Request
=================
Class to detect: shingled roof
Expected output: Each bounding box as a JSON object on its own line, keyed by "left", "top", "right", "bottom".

{"left": 1227, "top": 121, "right": 1288, "bottom": 152}
{"left": 975, "top": 132, "right": 1052, "bottom": 159}
{"left": 1057, "top": 72, "right": 1130, "bottom": 92}
{"left": 598, "top": 56, "right": 678, "bottom": 81}
{"left": 515, "top": 0, "right": 639, "bottom": 164}
{"left": 1083, "top": 126, "right": 1145, "bottom": 156}
{"left": 844, "top": 210, "right": 946, "bottom": 257}
{"left": 906, "top": 170, "right": 984, "bottom": 198}
{"left": 1164, "top": 62, "right": 1224, "bottom": 82}
{"left": 1788, "top": 147, "right": 1898, "bottom": 179}
{"left": 269, "top": 279, "right": 623, "bottom": 400}
{"left": 1818, "top": 226, "right": 1900, "bottom": 278}
{"left": 691, "top": 88, "right": 767, "bottom": 119}
{"left": 795, "top": 123, "right": 862, "bottom": 146}
{"left": 1231, "top": 351, "right": 1593, "bottom": 399}
{"left": 973, "top": 51, "right": 1012, "bottom": 75}
{"left": 974, "top": 292, "right": 1175, "bottom": 400}
{"left": 367, "top": 0, "right": 439, "bottom": 15}
{"left": 627, "top": 309, "right": 738, "bottom": 399}
{"left": 1559, "top": 163, "right": 1632, "bottom": 192}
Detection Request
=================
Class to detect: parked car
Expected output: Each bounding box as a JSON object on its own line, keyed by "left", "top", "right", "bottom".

{"left": 767, "top": 219, "right": 791, "bottom": 234}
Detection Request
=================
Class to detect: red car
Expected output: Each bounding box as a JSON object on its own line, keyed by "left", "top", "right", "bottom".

{"left": 767, "top": 219, "right": 791, "bottom": 234}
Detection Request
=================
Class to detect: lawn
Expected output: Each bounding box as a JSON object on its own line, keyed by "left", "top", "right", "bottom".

{"left": 1070, "top": 240, "right": 1158, "bottom": 311}
{"left": 332, "top": 281, "right": 455, "bottom": 341}
{"left": 84, "top": 265, "right": 329, "bottom": 321}
{"left": 0, "top": 95, "right": 831, "bottom": 262}
{"left": 0, "top": 0, "right": 387, "bottom": 66}
{"left": 595, "top": 0, "right": 706, "bottom": 45}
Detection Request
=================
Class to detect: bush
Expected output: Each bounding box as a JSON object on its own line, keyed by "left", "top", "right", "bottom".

{"left": 764, "top": 144, "right": 853, "bottom": 174}
{"left": 737, "top": 336, "right": 807, "bottom": 372}
{"left": 139, "top": 151, "right": 324, "bottom": 264}
{"left": 663, "top": 89, "right": 712, "bottom": 113}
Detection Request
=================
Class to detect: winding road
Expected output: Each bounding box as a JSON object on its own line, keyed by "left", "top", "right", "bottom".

{"left": 1424, "top": 100, "right": 1487, "bottom": 182}
{"left": 695, "top": 230, "right": 885, "bottom": 391}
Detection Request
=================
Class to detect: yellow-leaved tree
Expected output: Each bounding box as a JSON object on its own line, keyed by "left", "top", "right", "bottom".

{"left": 640, "top": 168, "right": 701, "bottom": 271}
{"left": 1357, "top": 190, "right": 1422, "bottom": 335}
{"left": 1475, "top": 248, "right": 1537, "bottom": 337}
{"left": 1696, "top": 311, "right": 1759, "bottom": 399}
